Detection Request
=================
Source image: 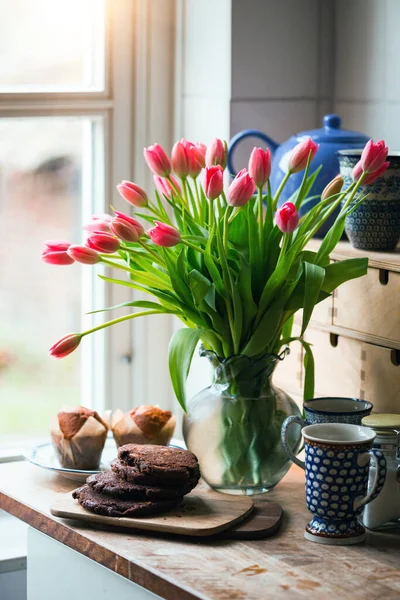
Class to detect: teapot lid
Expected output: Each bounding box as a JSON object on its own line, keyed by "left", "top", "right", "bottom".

{"left": 362, "top": 413, "right": 400, "bottom": 434}
{"left": 296, "top": 114, "right": 370, "bottom": 144}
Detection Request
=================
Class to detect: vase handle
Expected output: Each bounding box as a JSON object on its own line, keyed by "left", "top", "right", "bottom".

{"left": 281, "top": 416, "right": 306, "bottom": 469}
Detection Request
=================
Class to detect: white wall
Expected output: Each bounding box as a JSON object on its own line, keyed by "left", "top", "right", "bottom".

{"left": 333, "top": 0, "right": 400, "bottom": 149}
{"left": 230, "top": 0, "right": 334, "bottom": 169}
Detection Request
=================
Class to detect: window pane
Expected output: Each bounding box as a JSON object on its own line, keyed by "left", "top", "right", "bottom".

{"left": 0, "top": 117, "right": 103, "bottom": 444}
{"left": 0, "top": 0, "right": 105, "bottom": 91}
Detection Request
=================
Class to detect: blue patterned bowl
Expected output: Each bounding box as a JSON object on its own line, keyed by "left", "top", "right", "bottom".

{"left": 338, "top": 150, "right": 400, "bottom": 251}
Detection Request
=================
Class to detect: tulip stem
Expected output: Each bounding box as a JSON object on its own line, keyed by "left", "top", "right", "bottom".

{"left": 192, "top": 178, "right": 202, "bottom": 217}
{"left": 137, "top": 239, "right": 166, "bottom": 266}
{"left": 81, "top": 310, "right": 162, "bottom": 337}
{"left": 277, "top": 233, "right": 291, "bottom": 266}
{"left": 223, "top": 206, "right": 233, "bottom": 252}
{"left": 181, "top": 239, "right": 206, "bottom": 255}
{"left": 257, "top": 187, "right": 264, "bottom": 256}
{"left": 209, "top": 198, "right": 215, "bottom": 230}
{"left": 272, "top": 171, "right": 291, "bottom": 211}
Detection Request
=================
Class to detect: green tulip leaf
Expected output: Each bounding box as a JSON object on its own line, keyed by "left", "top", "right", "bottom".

{"left": 168, "top": 327, "right": 206, "bottom": 410}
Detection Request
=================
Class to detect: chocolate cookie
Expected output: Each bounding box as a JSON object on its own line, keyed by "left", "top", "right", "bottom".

{"left": 117, "top": 444, "right": 200, "bottom": 485}
{"left": 72, "top": 484, "right": 182, "bottom": 517}
{"left": 86, "top": 471, "right": 189, "bottom": 500}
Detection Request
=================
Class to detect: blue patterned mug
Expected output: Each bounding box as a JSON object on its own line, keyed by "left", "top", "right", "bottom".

{"left": 281, "top": 397, "right": 373, "bottom": 448}
{"left": 283, "top": 423, "right": 386, "bottom": 545}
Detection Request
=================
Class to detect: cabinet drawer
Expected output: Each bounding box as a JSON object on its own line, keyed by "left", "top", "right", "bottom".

{"left": 304, "top": 329, "right": 363, "bottom": 399}
{"left": 362, "top": 344, "right": 400, "bottom": 412}
{"left": 333, "top": 268, "right": 400, "bottom": 344}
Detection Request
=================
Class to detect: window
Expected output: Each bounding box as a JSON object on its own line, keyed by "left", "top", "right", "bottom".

{"left": 0, "top": 0, "right": 178, "bottom": 448}
{"left": 0, "top": 0, "right": 131, "bottom": 446}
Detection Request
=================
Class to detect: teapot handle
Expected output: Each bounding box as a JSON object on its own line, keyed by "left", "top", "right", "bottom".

{"left": 228, "top": 129, "right": 279, "bottom": 177}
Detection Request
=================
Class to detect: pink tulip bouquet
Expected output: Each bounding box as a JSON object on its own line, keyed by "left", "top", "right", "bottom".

{"left": 43, "top": 137, "right": 388, "bottom": 490}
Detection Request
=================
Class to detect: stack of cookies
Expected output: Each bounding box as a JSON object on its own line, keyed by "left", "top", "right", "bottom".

{"left": 72, "top": 444, "right": 200, "bottom": 518}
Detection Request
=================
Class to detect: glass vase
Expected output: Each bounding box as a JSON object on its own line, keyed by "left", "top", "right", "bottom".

{"left": 183, "top": 349, "right": 302, "bottom": 495}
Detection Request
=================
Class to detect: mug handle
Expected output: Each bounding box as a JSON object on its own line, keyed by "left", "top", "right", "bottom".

{"left": 227, "top": 129, "right": 279, "bottom": 178}
{"left": 354, "top": 449, "right": 387, "bottom": 511}
{"left": 281, "top": 416, "right": 306, "bottom": 469}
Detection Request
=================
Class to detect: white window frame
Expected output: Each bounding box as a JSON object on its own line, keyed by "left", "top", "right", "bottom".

{"left": 0, "top": 0, "right": 178, "bottom": 453}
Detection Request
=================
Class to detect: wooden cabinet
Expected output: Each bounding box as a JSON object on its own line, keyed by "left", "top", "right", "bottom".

{"left": 278, "top": 241, "right": 400, "bottom": 412}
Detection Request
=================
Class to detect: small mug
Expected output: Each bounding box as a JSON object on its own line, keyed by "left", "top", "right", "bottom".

{"left": 283, "top": 422, "right": 386, "bottom": 545}
{"left": 281, "top": 397, "right": 373, "bottom": 448}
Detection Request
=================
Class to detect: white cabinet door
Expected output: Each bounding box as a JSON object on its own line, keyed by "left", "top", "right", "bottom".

{"left": 27, "top": 528, "right": 161, "bottom": 600}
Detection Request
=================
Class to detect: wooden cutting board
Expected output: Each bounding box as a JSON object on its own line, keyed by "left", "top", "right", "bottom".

{"left": 51, "top": 487, "right": 254, "bottom": 537}
{"left": 220, "top": 500, "right": 283, "bottom": 539}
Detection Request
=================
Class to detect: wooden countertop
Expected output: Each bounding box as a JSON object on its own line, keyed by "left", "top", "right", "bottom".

{"left": 1, "top": 461, "right": 400, "bottom": 600}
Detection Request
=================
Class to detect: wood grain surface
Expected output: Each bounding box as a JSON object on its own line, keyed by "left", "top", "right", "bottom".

{"left": 220, "top": 500, "right": 283, "bottom": 540}
{"left": 1, "top": 461, "right": 400, "bottom": 600}
{"left": 51, "top": 487, "right": 254, "bottom": 536}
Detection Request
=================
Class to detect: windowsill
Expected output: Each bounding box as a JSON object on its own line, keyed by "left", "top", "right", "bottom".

{"left": 0, "top": 511, "right": 27, "bottom": 572}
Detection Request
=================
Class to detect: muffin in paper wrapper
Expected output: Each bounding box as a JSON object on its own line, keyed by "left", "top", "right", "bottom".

{"left": 111, "top": 405, "right": 176, "bottom": 448}
{"left": 51, "top": 406, "right": 108, "bottom": 470}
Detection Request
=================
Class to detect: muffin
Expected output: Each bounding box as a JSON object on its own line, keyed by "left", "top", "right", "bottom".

{"left": 51, "top": 406, "right": 108, "bottom": 470}
{"left": 111, "top": 405, "right": 176, "bottom": 448}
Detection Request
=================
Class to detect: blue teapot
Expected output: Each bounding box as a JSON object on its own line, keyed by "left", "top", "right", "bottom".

{"left": 228, "top": 114, "right": 370, "bottom": 237}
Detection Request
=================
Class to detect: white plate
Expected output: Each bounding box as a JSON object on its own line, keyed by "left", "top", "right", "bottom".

{"left": 25, "top": 438, "right": 184, "bottom": 482}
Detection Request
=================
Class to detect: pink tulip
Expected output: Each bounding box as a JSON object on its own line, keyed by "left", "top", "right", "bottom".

{"left": 113, "top": 211, "right": 144, "bottom": 236}
{"left": 86, "top": 232, "right": 120, "bottom": 253}
{"left": 143, "top": 144, "right": 171, "bottom": 177}
{"left": 248, "top": 147, "right": 272, "bottom": 188}
{"left": 352, "top": 160, "right": 390, "bottom": 185}
{"left": 110, "top": 218, "right": 142, "bottom": 243}
{"left": 194, "top": 143, "right": 206, "bottom": 167}
{"left": 288, "top": 137, "right": 319, "bottom": 173}
{"left": 44, "top": 240, "right": 71, "bottom": 252}
{"left": 276, "top": 202, "right": 299, "bottom": 233}
{"left": 205, "top": 138, "right": 228, "bottom": 169}
{"left": 154, "top": 175, "right": 181, "bottom": 199}
{"left": 83, "top": 219, "right": 112, "bottom": 234}
{"left": 67, "top": 245, "right": 101, "bottom": 265}
{"left": 171, "top": 140, "right": 190, "bottom": 179}
{"left": 203, "top": 166, "right": 224, "bottom": 200}
{"left": 49, "top": 333, "right": 82, "bottom": 359}
{"left": 148, "top": 221, "right": 181, "bottom": 247}
{"left": 360, "top": 139, "right": 389, "bottom": 174}
{"left": 41, "top": 250, "right": 75, "bottom": 265}
{"left": 227, "top": 169, "right": 255, "bottom": 207}
{"left": 116, "top": 180, "right": 148, "bottom": 207}
{"left": 183, "top": 140, "right": 205, "bottom": 178}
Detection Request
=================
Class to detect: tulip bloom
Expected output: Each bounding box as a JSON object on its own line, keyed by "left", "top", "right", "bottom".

{"left": 44, "top": 240, "right": 71, "bottom": 252}
{"left": 67, "top": 245, "right": 101, "bottom": 265}
{"left": 41, "top": 250, "right": 75, "bottom": 265}
{"left": 83, "top": 218, "right": 112, "bottom": 234}
{"left": 86, "top": 232, "right": 120, "bottom": 253}
{"left": 205, "top": 138, "right": 228, "bottom": 169}
{"left": 248, "top": 147, "right": 272, "bottom": 188}
{"left": 148, "top": 221, "right": 181, "bottom": 247}
{"left": 321, "top": 174, "right": 344, "bottom": 201}
{"left": 111, "top": 218, "right": 142, "bottom": 243}
{"left": 154, "top": 175, "right": 180, "bottom": 199}
{"left": 113, "top": 211, "right": 144, "bottom": 236}
{"left": 116, "top": 181, "right": 148, "bottom": 207}
{"left": 352, "top": 160, "right": 390, "bottom": 185}
{"left": 276, "top": 202, "right": 299, "bottom": 233}
{"left": 227, "top": 169, "right": 255, "bottom": 207}
{"left": 143, "top": 144, "right": 171, "bottom": 177}
{"left": 203, "top": 166, "right": 224, "bottom": 200}
{"left": 360, "top": 139, "right": 389, "bottom": 173}
{"left": 49, "top": 333, "right": 82, "bottom": 359}
{"left": 185, "top": 140, "right": 206, "bottom": 178}
{"left": 288, "top": 138, "right": 319, "bottom": 173}
{"left": 171, "top": 140, "right": 190, "bottom": 179}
